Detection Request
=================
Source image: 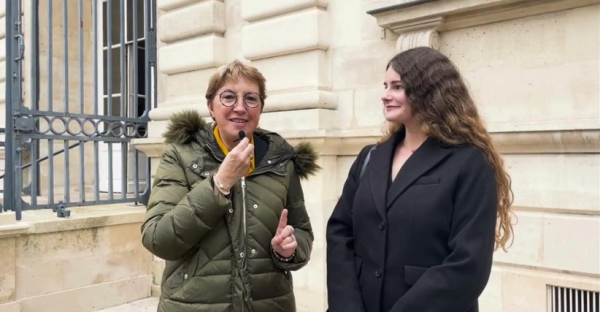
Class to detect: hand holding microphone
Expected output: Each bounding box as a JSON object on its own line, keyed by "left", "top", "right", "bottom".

{"left": 214, "top": 131, "right": 254, "bottom": 192}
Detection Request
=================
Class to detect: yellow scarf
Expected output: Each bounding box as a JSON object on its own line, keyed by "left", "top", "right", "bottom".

{"left": 213, "top": 125, "right": 255, "bottom": 176}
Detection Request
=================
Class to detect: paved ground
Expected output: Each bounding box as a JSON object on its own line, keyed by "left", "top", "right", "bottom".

{"left": 97, "top": 298, "right": 159, "bottom": 312}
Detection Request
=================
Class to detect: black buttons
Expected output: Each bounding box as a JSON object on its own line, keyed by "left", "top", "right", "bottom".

{"left": 378, "top": 222, "right": 385, "bottom": 230}
{"left": 375, "top": 268, "right": 383, "bottom": 278}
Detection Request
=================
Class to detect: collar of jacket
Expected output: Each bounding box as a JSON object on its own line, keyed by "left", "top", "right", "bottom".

{"left": 162, "top": 110, "right": 321, "bottom": 179}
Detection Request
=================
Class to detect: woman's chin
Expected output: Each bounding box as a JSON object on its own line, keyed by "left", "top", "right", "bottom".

{"left": 384, "top": 112, "right": 404, "bottom": 123}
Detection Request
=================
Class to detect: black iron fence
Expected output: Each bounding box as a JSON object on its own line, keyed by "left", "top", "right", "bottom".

{"left": 3, "top": 0, "right": 157, "bottom": 220}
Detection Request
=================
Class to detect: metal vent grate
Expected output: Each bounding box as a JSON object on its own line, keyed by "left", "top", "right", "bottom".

{"left": 548, "top": 285, "right": 599, "bottom": 312}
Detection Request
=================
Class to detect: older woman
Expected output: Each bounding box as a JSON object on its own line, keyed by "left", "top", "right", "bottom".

{"left": 142, "top": 60, "right": 319, "bottom": 312}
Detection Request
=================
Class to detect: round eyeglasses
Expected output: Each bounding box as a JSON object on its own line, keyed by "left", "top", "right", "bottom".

{"left": 217, "top": 90, "right": 262, "bottom": 108}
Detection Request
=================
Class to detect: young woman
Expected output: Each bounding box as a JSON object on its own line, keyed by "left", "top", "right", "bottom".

{"left": 326, "top": 47, "right": 514, "bottom": 312}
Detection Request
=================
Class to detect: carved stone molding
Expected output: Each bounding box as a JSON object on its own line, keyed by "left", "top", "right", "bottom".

{"left": 367, "top": 0, "right": 600, "bottom": 51}
{"left": 396, "top": 27, "right": 440, "bottom": 51}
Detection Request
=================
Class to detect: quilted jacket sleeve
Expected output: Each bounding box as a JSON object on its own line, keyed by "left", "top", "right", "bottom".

{"left": 141, "top": 144, "right": 231, "bottom": 261}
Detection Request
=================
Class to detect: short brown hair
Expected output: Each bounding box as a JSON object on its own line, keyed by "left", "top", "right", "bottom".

{"left": 205, "top": 60, "right": 267, "bottom": 108}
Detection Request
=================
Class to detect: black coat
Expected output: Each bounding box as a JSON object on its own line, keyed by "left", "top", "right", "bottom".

{"left": 326, "top": 129, "right": 497, "bottom": 312}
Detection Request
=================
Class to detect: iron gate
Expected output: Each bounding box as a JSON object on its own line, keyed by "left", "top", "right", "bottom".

{"left": 3, "top": 0, "right": 157, "bottom": 220}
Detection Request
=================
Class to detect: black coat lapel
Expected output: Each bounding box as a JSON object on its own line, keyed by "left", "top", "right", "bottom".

{"left": 386, "top": 137, "right": 452, "bottom": 209}
{"left": 367, "top": 134, "right": 397, "bottom": 221}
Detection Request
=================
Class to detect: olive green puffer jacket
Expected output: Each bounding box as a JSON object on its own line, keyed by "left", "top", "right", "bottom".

{"left": 142, "top": 110, "right": 318, "bottom": 312}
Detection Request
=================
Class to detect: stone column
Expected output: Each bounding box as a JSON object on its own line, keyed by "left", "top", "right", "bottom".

{"left": 147, "top": 0, "right": 227, "bottom": 138}
{"left": 241, "top": 0, "right": 336, "bottom": 132}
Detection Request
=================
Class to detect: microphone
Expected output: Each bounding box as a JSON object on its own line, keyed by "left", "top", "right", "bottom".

{"left": 234, "top": 130, "right": 246, "bottom": 142}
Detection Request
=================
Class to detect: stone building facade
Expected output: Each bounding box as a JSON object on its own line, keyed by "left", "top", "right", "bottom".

{"left": 135, "top": 1, "right": 600, "bottom": 311}
{"left": 0, "top": 0, "right": 598, "bottom": 312}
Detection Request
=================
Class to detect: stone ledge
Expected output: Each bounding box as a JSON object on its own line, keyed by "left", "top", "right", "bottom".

{"left": 0, "top": 204, "right": 146, "bottom": 236}
{"left": 158, "top": 1, "right": 225, "bottom": 44}
{"left": 242, "top": 8, "right": 330, "bottom": 61}
{"left": 265, "top": 90, "right": 337, "bottom": 112}
{"left": 367, "top": 0, "right": 599, "bottom": 32}
{"left": 159, "top": 35, "right": 226, "bottom": 75}
{"left": 242, "top": 0, "right": 329, "bottom": 22}
{"left": 148, "top": 90, "right": 337, "bottom": 121}
{"left": 132, "top": 126, "right": 599, "bottom": 156}
{"left": 252, "top": 50, "right": 330, "bottom": 92}
{"left": 366, "top": 0, "right": 600, "bottom": 51}
{"left": 158, "top": 0, "right": 217, "bottom": 12}
{"left": 16, "top": 275, "right": 152, "bottom": 312}
{"left": 283, "top": 128, "right": 600, "bottom": 155}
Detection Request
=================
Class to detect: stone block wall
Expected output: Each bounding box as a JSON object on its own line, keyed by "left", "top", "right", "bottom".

{"left": 133, "top": 1, "right": 600, "bottom": 311}
{"left": 0, "top": 205, "right": 153, "bottom": 312}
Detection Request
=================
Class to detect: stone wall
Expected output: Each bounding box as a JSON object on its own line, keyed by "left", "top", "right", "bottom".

{"left": 134, "top": 0, "right": 600, "bottom": 311}
{"left": 0, "top": 205, "right": 153, "bottom": 312}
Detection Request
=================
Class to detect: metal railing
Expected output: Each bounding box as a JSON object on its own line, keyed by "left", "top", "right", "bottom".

{"left": 3, "top": 0, "right": 158, "bottom": 220}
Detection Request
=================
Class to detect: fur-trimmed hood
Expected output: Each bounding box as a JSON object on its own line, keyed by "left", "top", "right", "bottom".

{"left": 163, "top": 110, "right": 320, "bottom": 179}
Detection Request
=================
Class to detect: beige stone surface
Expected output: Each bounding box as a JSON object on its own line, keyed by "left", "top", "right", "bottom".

{"left": 165, "top": 68, "right": 215, "bottom": 102}
{"left": 0, "top": 61, "right": 6, "bottom": 82}
{"left": 506, "top": 154, "right": 599, "bottom": 212}
{"left": 330, "top": 40, "right": 396, "bottom": 92}
{"left": 480, "top": 264, "right": 600, "bottom": 312}
{"left": 16, "top": 225, "right": 152, "bottom": 298}
{"left": 152, "top": 256, "right": 165, "bottom": 286}
{"left": 265, "top": 90, "right": 336, "bottom": 112}
{"left": 96, "top": 297, "right": 159, "bottom": 312}
{"left": 159, "top": 35, "right": 227, "bottom": 75}
{"left": 252, "top": 50, "right": 330, "bottom": 93}
{"left": 158, "top": 1, "right": 225, "bottom": 44}
{"left": 367, "top": 0, "right": 599, "bottom": 32}
{"left": 259, "top": 108, "right": 336, "bottom": 132}
{"left": 223, "top": 0, "right": 246, "bottom": 62}
{"left": 493, "top": 211, "right": 600, "bottom": 275}
{"left": 242, "top": 8, "right": 330, "bottom": 61}
{"left": 242, "top": 0, "right": 329, "bottom": 22}
{"left": 0, "top": 237, "right": 16, "bottom": 304}
{"left": 0, "top": 302, "right": 20, "bottom": 312}
{"left": 0, "top": 205, "right": 153, "bottom": 311}
{"left": 0, "top": 38, "right": 5, "bottom": 62}
{"left": 19, "top": 275, "right": 151, "bottom": 312}
{"left": 479, "top": 267, "right": 504, "bottom": 312}
{"left": 0, "top": 16, "right": 5, "bottom": 39}
{"left": 442, "top": 5, "right": 599, "bottom": 129}
{"left": 0, "top": 82, "right": 5, "bottom": 104}
{"left": 157, "top": 0, "right": 203, "bottom": 12}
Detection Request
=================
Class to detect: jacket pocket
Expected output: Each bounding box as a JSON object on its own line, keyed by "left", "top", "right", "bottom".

{"left": 413, "top": 176, "right": 440, "bottom": 185}
{"left": 163, "top": 261, "right": 189, "bottom": 297}
{"left": 404, "top": 265, "right": 428, "bottom": 286}
{"left": 354, "top": 255, "right": 363, "bottom": 278}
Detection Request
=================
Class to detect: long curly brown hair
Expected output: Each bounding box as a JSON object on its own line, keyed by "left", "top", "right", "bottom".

{"left": 383, "top": 47, "right": 514, "bottom": 250}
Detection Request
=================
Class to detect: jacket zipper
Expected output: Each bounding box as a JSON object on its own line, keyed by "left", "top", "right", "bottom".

{"left": 241, "top": 177, "right": 247, "bottom": 312}
{"left": 241, "top": 177, "right": 247, "bottom": 238}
